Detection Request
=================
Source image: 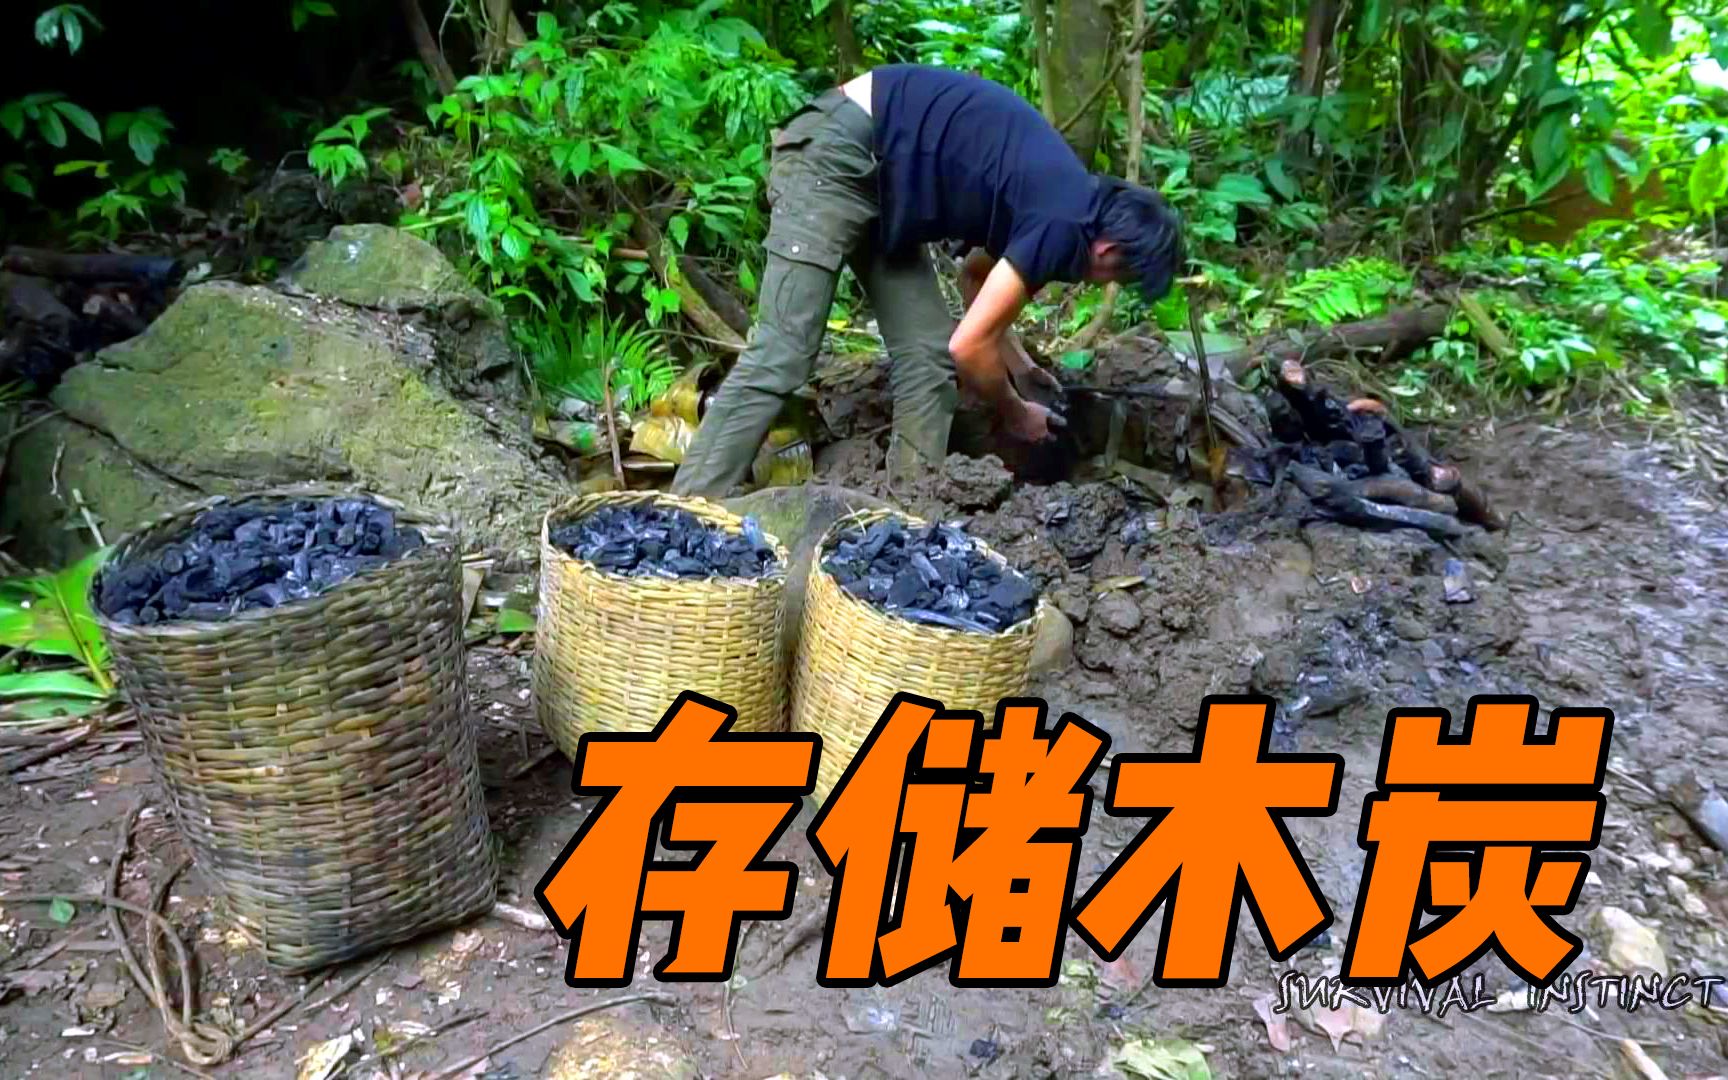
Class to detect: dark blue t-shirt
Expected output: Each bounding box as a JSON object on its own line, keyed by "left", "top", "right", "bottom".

{"left": 869, "top": 64, "right": 1102, "bottom": 293}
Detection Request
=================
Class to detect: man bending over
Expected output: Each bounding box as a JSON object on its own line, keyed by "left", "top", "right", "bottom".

{"left": 670, "top": 63, "right": 1184, "bottom": 498}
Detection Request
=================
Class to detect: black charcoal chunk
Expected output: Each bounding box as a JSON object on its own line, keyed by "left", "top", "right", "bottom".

{"left": 547, "top": 505, "right": 781, "bottom": 581}
{"left": 94, "top": 496, "right": 428, "bottom": 626}
{"left": 820, "top": 519, "right": 1039, "bottom": 634}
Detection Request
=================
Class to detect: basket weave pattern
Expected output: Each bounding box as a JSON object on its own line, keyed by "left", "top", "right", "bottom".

{"left": 93, "top": 485, "right": 498, "bottom": 974}
{"left": 791, "top": 508, "right": 1047, "bottom": 802}
{"left": 533, "top": 491, "right": 790, "bottom": 758}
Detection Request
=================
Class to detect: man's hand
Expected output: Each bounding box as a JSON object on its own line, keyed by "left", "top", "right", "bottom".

{"left": 1004, "top": 398, "right": 1065, "bottom": 443}
{"left": 1008, "top": 353, "right": 1063, "bottom": 402}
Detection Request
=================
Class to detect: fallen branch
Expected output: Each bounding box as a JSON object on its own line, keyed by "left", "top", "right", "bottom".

{"left": 1219, "top": 303, "right": 1453, "bottom": 379}
{"left": 432, "top": 991, "right": 677, "bottom": 1079}
{"left": 624, "top": 201, "right": 746, "bottom": 353}
{"left": 489, "top": 900, "right": 554, "bottom": 932}
{"left": 1, "top": 248, "right": 182, "bottom": 287}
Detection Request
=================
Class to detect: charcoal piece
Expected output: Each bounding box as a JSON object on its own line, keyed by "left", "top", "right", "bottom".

{"left": 986, "top": 575, "right": 1037, "bottom": 614}
{"left": 886, "top": 566, "right": 925, "bottom": 608}
{"left": 909, "top": 552, "right": 942, "bottom": 588}
{"left": 1356, "top": 416, "right": 1391, "bottom": 475}
{"left": 901, "top": 609, "right": 997, "bottom": 633}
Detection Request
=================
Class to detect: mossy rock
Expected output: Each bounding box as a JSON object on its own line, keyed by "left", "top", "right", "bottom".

{"left": 7, "top": 280, "right": 563, "bottom": 570}
{"left": 286, "top": 223, "right": 489, "bottom": 313}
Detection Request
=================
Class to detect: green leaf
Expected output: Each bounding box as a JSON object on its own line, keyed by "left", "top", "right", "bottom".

{"left": 1210, "top": 173, "right": 1272, "bottom": 207}
{"left": 1356, "top": 0, "right": 1390, "bottom": 46}
{"left": 597, "top": 143, "right": 647, "bottom": 176}
{"left": 1693, "top": 308, "right": 1727, "bottom": 334}
{"left": 0, "top": 670, "right": 108, "bottom": 700}
{"left": 48, "top": 898, "right": 75, "bottom": 925}
{"left": 495, "top": 608, "right": 536, "bottom": 634}
{"left": 1264, "top": 157, "right": 1297, "bottom": 200}
{"left": 1058, "top": 349, "right": 1093, "bottom": 370}
{"left": 39, "top": 109, "right": 67, "bottom": 149}
{"left": 1421, "top": 115, "right": 1464, "bottom": 165}
{"left": 1583, "top": 147, "right": 1614, "bottom": 204}
{"left": 1538, "top": 87, "right": 1578, "bottom": 111}
{"left": 1111, "top": 1038, "right": 1212, "bottom": 1080}
{"left": 668, "top": 215, "right": 690, "bottom": 248}
{"left": 811, "top": 0, "right": 835, "bottom": 15}
{"left": 1531, "top": 109, "right": 1572, "bottom": 179}
{"left": 127, "top": 123, "right": 162, "bottom": 166}
{"left": 1632, "top": 0, "right": 1673, "bottom": 58}
{"left": 466, "top": 197, "right": 492, "bottom": 251}
{"left": 52, "top": 101, "right": 100, "bottom": 144}
{"left": 1, "top": 168, "right": 32, "bottom": 198}
{"left": 1690, "top": 145, "right": 1728, "bottom": 214}
{"left": 1604, "top": 143, "right": 1640, "bottom": 178}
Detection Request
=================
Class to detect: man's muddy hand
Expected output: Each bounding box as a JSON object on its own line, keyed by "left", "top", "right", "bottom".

{"left": 1010, "top": 357, "right": 1063, "bottom": 403}
{"left": 1005, "top": 398, "right": 1066, "bottom": 443}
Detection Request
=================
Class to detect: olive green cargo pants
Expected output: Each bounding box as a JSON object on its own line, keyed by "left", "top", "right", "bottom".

{"left": 670, "top": 89, "right": 959, "bottom": 498}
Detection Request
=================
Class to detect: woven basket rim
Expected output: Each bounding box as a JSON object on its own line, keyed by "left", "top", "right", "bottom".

{"left": 91, "top": 483, "right": 458, "bottom": 637}
{"left": 810, "top": 507, "right": 1047, "bottom": 639}
{"left": 539, "top": 489, "right": 791, "bottom": 587}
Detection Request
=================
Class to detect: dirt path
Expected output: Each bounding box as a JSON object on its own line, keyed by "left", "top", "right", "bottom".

{"left": 2, "top": 414, "right": 1725, "bottom": 1079}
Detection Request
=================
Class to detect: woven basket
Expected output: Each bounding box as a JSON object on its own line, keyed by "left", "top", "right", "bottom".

{"left": 532, "top": 490, "right": 791, "bottom": 758}
{"left": 792, "top": 508, "right": 1048, "bottom": 802}
{"left": 90, "top": 484, "right": 498, "bottom": 974}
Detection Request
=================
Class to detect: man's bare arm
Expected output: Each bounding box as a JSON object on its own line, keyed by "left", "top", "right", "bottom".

{"left": 950, "top": 258, "right": 1059, "bottom": 442}
{"left": 956, "top": 249, "right": 1054, "bottom": 395}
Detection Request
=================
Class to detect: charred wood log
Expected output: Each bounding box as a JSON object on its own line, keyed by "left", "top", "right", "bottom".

{"left": 1, "top": 247, "right": 182, "bottom": 288}
{"left": 1287, "top": 463, "right": 1470, "bottom": 540}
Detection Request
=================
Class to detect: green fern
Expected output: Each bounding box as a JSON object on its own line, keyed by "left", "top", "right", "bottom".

{"left": 1276, "top": 258, "right": 1414, "bottom": 327}
{"left": 517, "top": 309, "right": 680, "bottom": 414}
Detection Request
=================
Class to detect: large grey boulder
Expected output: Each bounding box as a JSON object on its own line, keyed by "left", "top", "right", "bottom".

{"left": 1, "top": 227, "right": 565, "bottom": 570}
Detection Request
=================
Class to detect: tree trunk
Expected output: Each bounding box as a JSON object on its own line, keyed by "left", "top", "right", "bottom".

{"left": 1281, "top": 0, "right": 1338, "bottom": 162}
{"left": 1025, "top": 0, "right": 1058, "bottom": 123}
{"left": 830, "top": 0, "right": 864, "bottom": 81}
{"left": 479, "top": 0, "right": 528, "bottom": 69}
{"left": 399, "top": 0, "right": 458, "bottom": 96}
{"left": 1047, "top": 0, "right": 1118, "bottom": 164}
{"left": 1063, "top": 0, "right": 1144, "bottom": 353}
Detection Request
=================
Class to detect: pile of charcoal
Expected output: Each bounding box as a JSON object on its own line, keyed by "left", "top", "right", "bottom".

{"left": 1251, "top": 359, "right": 1505, "bottom": 540}
{"left": 821, "top": 519, "right": 1039, "bottom": 633}
{"left": 96, "top": 497, "right": 427, "bottom": 625}
{"left": 550, "top": 503, "right": 780, "bottom": 580}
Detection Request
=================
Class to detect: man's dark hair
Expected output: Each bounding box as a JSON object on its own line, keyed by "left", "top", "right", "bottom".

{"left": 1096, "top": 177, "right": 1184, "bottom": 301}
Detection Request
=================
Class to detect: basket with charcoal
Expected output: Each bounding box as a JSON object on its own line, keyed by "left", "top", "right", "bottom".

{"left": 95, "top": 496, "right": 428, "bottom": 625}
{"left": 819, "top": 518, "right": 1040, "bottom": 634}
{"left": 546, "top": 503, "right": 781, "bottom": 580}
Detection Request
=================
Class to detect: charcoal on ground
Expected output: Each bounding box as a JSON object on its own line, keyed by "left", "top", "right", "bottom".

{"left": 821, "top": 519, "right": 1039, "bottom": 634}
{"left": 96, "top": 497, "right": 427, "bottom": 626}
{"left": 549, "top": 504, "right": 780, "bottom": 580}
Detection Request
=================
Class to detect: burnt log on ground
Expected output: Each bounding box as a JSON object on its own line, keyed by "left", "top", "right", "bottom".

{"left": 1, "top": 247, "right": 183, "bottom": 288}
{"left": 0, "top": 252, "right": 183, "bottom": 392}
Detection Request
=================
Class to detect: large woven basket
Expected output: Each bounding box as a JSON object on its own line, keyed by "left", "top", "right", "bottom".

{"left": 533, "top": 490, "right": 791, "bottom": 758}
{"left": 792, "top": 508, "right": 1048, "bottom": 802}
{"left": 90, "top": 484, "right": 498, "bottom": 974}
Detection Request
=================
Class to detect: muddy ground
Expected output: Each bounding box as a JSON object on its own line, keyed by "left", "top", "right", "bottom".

{"left": 3, "top": 401, "right": 1727, "bottom": 1079}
